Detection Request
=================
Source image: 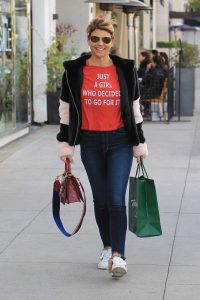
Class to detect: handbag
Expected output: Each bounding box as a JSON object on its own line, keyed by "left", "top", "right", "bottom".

{"left": 128, "top": 162, "right": 162, "bottom": 237}
{"left": 52, "top": 159, "right": 86, "bottom": 237}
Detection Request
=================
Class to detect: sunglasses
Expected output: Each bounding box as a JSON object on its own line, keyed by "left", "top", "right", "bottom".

{"left": 90, "top": 36, "right": 112, "bottom": 44}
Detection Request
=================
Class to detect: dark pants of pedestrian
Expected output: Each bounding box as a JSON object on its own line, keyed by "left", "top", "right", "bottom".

{"left": 80, "top": 127, "right": 133, "bottom": 256}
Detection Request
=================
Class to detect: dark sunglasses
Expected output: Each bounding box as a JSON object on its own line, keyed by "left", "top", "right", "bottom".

{"left": 90, "top": 36, "right": 112, "bottom": 44}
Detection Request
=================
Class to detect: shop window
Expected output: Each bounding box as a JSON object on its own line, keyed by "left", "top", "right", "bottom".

{"left": 0, "top": 0, "right": 31, "bottom": 135}
{"left": 0, "top": 1, "right": 13, "bottom": 133}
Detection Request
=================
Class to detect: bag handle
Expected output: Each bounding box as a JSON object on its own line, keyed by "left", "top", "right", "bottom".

{"left": 135, "top": 161, "right": 148, "bottom": 178}
{"left": 65, "top": 158, "right": 71, "bottom": 174}
{"left": 52, "top": 162, "right": 86, "bottom": 237}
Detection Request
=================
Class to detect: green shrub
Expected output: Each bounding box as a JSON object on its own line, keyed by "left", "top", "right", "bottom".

{"left": 157, "top": 40, "right": 199, "bottom": 67}
{"left": 44, "top": 22, "right": 77, "bottom": 93}
{"left": 157, "top": 40, "right": 179, "bottom": 48}
{"left": 180, "top": 41, "right": 199, "bottom": 67}
{"left": 44, "top": 35, "right": 77, "bottom": 93}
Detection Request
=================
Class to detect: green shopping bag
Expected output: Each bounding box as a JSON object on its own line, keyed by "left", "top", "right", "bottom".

{"left": 128, "top": 162, "right": 162, "bottom": 237}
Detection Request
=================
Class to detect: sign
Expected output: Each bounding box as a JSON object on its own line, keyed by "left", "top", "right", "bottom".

{"left": 170, "top": 11, "right": 200, "bottom": 19}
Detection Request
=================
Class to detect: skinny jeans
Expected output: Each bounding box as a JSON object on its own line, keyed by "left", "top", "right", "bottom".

{"left": 80, "top": 127, "right": 133, "bottom": 256}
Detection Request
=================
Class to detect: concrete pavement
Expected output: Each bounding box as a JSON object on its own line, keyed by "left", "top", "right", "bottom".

{"left": 0, "top": 115, "right": 200, "bottom": 300}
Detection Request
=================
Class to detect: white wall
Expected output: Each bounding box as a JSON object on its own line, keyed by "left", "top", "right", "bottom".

{"left": 141, "top": 1, "right": 169, "bottom": 51}
{"left": 32, "top": 0, "right": 56, "bottom": 123}
{"left": 56, "top": 0, "right": 92, "bottom": 56}
{"left": 183, "top": 31, "right": 200, "bottom": 47}
{"left": 170, "top": 0, "right": 185, "bottom": 26}
{"left": 142, "top": 10, "right": 151, "bottom": 50}
{"left": 170, "top": 0, "right": 185, "bottom": 41}
{"left": 156, "top": 1, "right": 169, "bottom": 43}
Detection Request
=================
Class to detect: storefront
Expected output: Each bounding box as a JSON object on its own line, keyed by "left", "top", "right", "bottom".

{"left": 0, "top": 0, "right": 31, "bottom": 146}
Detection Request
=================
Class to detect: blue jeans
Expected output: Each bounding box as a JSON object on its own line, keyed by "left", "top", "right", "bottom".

{"left": 80, "top": 127, "right": 133, "bottom": 256}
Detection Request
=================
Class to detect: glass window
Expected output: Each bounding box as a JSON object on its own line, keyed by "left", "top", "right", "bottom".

{"left": 14, "top": 0, "right": 31, "bottom": 127}
{"left": 0, "top": 0, "right": 31, "bottom": 136}
{"left": 0, "top": 1, "right": 14, "bottom": 133}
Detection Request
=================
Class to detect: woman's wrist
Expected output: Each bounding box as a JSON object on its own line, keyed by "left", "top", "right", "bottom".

{"left": 133, "top": 142, "right": 148, "bottom": 158}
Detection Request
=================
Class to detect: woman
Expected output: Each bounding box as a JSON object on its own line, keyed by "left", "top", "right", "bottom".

{"left": 140, "top": 55, "right": 165, "bottom": 118}
{"left": 137, "top": 51, "right": 151, "bottom": 78}
{"left": 56, "top": 16, "right": 148, "bottom": 279}
{"left": 149, "top": 49, "right": 158, "bottom": 61}
{"left": 140, "top": 54, "right": 165, "bottom": 100}
{"left": 110, "top": 46, "right": 121, "bottom": 56}
{"left": 160, "top": 51, "right": 169, "bottom": 78}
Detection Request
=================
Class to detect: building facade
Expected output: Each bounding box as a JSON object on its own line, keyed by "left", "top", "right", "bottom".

{"left": 1, "top": 0, "right": 189, "bottom": 147}
{"left": 0, "top": 0, "right": 92, "bottom": 147}
{"left": 0, "top": 0, "right": 31, "bottom": 147}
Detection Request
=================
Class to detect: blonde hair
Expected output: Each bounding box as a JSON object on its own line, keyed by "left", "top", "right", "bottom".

{"left": 87, "top": 15, "right": 115, "bottom": 38}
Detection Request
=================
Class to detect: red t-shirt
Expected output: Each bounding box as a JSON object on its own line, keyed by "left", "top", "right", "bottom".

{"left": 81, "top": 62, "right": 124, "bottom": 131}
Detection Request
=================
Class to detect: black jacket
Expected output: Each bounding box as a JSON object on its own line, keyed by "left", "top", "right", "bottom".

{"left": 137, "top": 59, "right": 150, "bottom": 78}
{"left": 140, "top": 67, "right": 164, "bottom": 99}
{"left": 57, "top": 54, "right": 145, "bottom": 146}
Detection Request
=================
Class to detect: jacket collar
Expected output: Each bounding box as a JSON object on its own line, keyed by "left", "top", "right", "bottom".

{"left": 63, "top": 54, "right": 135, "bottom": 70}
{"left": 63, "top": 54, "right": 136, "bottom": 103}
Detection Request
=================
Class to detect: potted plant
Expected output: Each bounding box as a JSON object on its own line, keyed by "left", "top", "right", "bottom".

{"left": 157, "top": 40, "right": 199, "bottom": 116}
{"left": 174, "top": 41, "right": 199, "bottom": 116}
{"left": 44, "top": 22, "right": 77, "bottom": 124}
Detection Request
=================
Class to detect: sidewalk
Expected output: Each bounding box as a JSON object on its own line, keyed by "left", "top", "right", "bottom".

{"left": 0, "top": 115, "right": 200, "bottom": 300}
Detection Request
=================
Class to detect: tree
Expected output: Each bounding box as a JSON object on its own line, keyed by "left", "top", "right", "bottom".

{"left": 189, "top": 0, "right": 200, "bottom": 10}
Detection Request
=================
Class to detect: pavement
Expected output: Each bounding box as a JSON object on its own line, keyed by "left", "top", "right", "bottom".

{"left": 0, "top": 115, "right": 200, "bottom": 300}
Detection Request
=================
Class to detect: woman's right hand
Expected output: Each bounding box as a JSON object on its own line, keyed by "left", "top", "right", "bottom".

{"left": 60, "top": 155, "right": 74, "bottom": 163}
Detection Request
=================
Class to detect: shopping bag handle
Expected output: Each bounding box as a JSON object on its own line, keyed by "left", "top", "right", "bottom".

{"left": 135, "top": 162, "right": 148, "bottom": 178}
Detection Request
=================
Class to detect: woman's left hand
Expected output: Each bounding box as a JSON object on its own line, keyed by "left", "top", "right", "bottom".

{"left": 133, "top": 143, "right": 148, "bottom": 162}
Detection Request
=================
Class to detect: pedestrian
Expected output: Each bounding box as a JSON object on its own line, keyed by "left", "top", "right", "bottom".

{"left": 160, "top": 51, "right": 169, "bottom": 77}
{"left": 56, "top": 15, "right": 148, "bottom": 279}
{"left": 149, "top": 49, "right": 159, "bottom": 61}
{"left": 137, "top": 51, "right": 151, "bottom": 117}
{"left": 140, "top": 54, "right": 165, "bottom": 118}
{"left": 140, "top": 54, "right": 165, "bottom": 100}
{"left": 110, "top": 46, "right": 121, "bottom": 56}
{"left": 137, "top": 51, "right": 151, "bottom": 78}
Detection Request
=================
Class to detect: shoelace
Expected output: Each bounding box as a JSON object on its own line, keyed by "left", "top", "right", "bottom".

{"left": 112, "top": 256, "right": 126, "bottom": 266}
{"left": 108, "top": 256, "right": 126, "bottom": 273}
{"left": 100, "top": 249, "right": 111, "bottom": 261}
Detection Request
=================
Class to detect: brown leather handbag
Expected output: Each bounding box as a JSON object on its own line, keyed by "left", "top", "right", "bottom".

{"left": 59, "top": 160, "right": 84, "bottom": 205}
{"left": 52, "top": 160, "right": 86, "bottom": 237}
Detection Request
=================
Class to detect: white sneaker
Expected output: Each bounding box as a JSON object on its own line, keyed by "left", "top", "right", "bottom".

{"left": 98, "top": 248, "right": 112, "bottom": 270}
{"left": 109, "top": 256, "right": 127, "bottom": 278}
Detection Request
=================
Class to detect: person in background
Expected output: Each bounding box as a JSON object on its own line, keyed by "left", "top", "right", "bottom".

{"left": 137, "top": 51, "right": 151, "bottom": 117}
{"left": 140, "top": 54, "right": 165, "bottom": 116}
{"left": 137, "top": 51, "right": 151, "bottom": 78}
{"left": 110, "top": 46, "right": 121, "bottom": 56}
{"left": 160, "top": 51, "right": 169, "bottom": 77}
{"left": 149, "top": 49, "right": 159, "bottom": 61}
{"left": 56, "top": 15, "right": 148, "bottom": 279}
